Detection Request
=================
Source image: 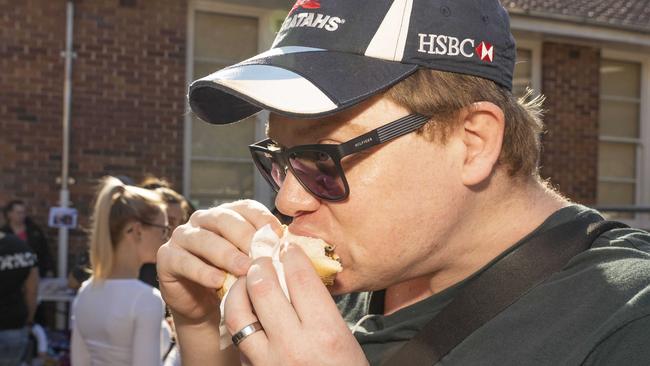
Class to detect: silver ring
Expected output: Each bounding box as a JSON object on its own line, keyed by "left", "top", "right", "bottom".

{"left": 232, "top": 321, "right": 264, "bottom": 346}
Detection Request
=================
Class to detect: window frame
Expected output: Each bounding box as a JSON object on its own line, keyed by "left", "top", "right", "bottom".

{"left": 513, "top": 38, "right": 543, "bottom": 96}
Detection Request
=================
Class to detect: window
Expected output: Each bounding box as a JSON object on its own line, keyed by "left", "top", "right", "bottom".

{"left": 185, "top": 3, "right": 284, "bottom": 209}
{"left": 189, "top": 11, "right": 259, "bottom": 208}
{"left": 597, "top": 59, "right": 643, "bottom": 219}
{"left": 597, "top": 53, "right": 650, "bottom": 230}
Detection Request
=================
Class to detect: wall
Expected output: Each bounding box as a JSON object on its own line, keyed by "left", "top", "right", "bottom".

{"left": 0, "top": 0, "right": 188, "bottom": 269}
{"left": 540, "top": 42, "right": 601, "bottom": 204}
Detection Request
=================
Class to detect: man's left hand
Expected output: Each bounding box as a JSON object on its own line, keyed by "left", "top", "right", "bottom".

{"left": 224, "top": 244, "right": 369, "bottom": 366}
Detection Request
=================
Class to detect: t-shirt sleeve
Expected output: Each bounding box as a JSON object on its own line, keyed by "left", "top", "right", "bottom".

{"left": 582, "top": 315, "right": 650, "bottom": 365}
{"left": 132, "top": 290, "right": 165, "bottom": 366}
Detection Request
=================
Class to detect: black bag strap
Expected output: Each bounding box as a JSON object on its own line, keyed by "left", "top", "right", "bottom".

{"left": 381, "top": 217, "right": 628, "bottom": 366}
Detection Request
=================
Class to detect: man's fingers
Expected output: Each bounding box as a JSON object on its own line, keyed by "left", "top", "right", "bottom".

{"left": 189, "top": 207, "right": 258, "bottom": 253}
{"left": 222, "top": 199, "right": 284, "bottom": 233}
{"left": 190, "top": 201, "right": 283, "bottom": 243}
{"left": 167, "top": 201, "right": 282, "bottom": 279}
{"left": 246, "top": 258, "right": 301, "bottom": 337}
{"left": 281, "top": 243, "right": 342, "bottom": 326}
{"left": 224, "top": 278, "right": 269, "bottom": 360}
{"left": 157, "top": 243, "right": 223, "bottom": 289}
{"left": 174, "top": 226, "right": 251, "bottom": 276}
{"left": 223, "top": 278, "right": 257, "bottom": 334}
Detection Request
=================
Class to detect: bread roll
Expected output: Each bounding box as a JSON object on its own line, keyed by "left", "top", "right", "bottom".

{"left": 282, "top": 230, "right": 342, "bottom": 286}
{"left": 217, "top": 273, "right": 238, "bottom": 299}
{"left": 216, "top": 227, "right": 342, "bottom": 299}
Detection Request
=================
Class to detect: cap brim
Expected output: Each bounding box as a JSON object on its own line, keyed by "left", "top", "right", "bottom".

{"left": 189, "top": 47, "right": 418, "bottom": 124}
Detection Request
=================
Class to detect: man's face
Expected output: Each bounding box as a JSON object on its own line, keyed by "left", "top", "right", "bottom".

{"left": 8, "top": 204, "right": 26, "bottom": 225}
{"left": 267, "top": 95, "right": 470, "bottom": 294}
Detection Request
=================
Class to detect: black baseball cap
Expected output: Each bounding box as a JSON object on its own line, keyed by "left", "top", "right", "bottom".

{"left": 189, "top": 0, "right": 516, "bottom": 125}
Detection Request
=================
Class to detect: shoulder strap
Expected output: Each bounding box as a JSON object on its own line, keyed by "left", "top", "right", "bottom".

{"left": 381, "top": 217, "right": 628, "bottom": 366}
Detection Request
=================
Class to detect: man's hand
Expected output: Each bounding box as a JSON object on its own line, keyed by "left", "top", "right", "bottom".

{"left": 157, "top": 199, "right": 281, "bottom": 324}
{"left": 156, "top": 200, "right": 282, "bottom": 365}
{"left": 224, "top": 243, "right": 369, "bottom": 366}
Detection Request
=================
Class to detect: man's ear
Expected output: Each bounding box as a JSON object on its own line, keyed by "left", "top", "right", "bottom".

{"left": 460, "top": 101, "right": 505, "bottom": 186}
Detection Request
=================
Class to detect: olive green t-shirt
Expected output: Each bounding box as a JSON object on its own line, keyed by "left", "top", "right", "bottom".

{"left": 337, "top": 205, "right": 650, "bottom": 365}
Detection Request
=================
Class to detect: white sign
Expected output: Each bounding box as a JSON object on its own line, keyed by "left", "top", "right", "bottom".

{"left": 48, "top": 207, "right": 78, "bottom": 229}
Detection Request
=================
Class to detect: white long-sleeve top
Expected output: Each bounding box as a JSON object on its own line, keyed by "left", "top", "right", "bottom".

{"left": 71, "top": 278, "right": 166, "bottom": 366}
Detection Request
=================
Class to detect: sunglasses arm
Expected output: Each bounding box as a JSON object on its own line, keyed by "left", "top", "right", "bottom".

{"left": 339, "top": 130, "right": 382, "bottom": 156}
{"left": 338, "top": 114, "right": 430, "bottom": 157}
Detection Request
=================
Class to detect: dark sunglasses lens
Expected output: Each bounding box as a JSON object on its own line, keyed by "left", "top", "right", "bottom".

{"left": 289, "top": 150, "right": 345, "bottom": 200}
{"left": 252, "top": 150, "right": 283, "bottom": 190}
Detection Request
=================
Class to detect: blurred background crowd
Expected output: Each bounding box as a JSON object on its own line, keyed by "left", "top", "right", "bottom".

{"left": 1, "top": 176, "right": 192, "bottom": 365}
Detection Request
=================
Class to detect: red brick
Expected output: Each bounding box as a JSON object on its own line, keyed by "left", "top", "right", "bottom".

{"left": 540, "top": 42, "right": 600, "bottom": 204}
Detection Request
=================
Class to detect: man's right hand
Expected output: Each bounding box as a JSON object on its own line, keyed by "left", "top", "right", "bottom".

{"left": 156, "top": 199, "right": 283, "bottom": 327}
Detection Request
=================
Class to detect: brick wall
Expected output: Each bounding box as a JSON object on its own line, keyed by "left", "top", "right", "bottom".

{"left": 0, "top": 0, "right": 188, "bottom": 271}
{"left": 540, "top": 42, "right": 600, "bottom": 205}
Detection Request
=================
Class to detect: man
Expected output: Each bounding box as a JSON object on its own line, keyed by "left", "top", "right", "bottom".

{"left": 157, "top": 1, "right": 650, "bottom": 365}
{"left": 0, "top": 232, "right": 39, "bottom": 365}
{"left": 2, "top": 200, "right": 55, "bottom": 277}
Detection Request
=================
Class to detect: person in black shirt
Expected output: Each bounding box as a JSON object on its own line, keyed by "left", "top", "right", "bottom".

{"left": 2, "top": 200, "right": 55, "bottom": 277}
{"left": 2, "top": 200, "right": 55, "bottom": 328}
{"left": 0, "top": 232, "right": 39, "bottom": 366}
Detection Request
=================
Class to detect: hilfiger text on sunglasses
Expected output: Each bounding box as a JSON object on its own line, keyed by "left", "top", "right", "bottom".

{"left": 354, "top": 137, "right": 374, "bottom": 149}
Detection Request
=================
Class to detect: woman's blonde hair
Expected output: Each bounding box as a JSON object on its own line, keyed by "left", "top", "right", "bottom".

{"left": 386, "top": 69, "right": 545, "bottom": 178}
{"left": 89, "top": 176, "right": 164, "bottom": 280}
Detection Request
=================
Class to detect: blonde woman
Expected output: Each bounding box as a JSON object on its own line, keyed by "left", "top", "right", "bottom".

{"left": 71, "top": 177, "right": 170, "bottom": 366}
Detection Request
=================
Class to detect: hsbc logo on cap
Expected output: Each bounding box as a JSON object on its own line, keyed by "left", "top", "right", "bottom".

{"left": 417, "top": 34, "right": 494, "bottom": 63}
{"left": 475, "top": 41, "right": 494, "bottom": 62}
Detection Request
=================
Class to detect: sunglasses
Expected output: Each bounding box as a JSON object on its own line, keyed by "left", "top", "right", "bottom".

{"left": 141, "top": 222, "right": 172, "bottom": 239}
{"left": 249, "top": 113, "right": 430, "bottom": 201}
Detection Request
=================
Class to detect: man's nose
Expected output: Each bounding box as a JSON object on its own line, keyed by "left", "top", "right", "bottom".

{"left": 274, "top": 170, "right": 320, "bottom": 218}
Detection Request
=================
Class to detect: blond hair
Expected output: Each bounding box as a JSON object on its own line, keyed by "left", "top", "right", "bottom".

{"left": 386, "top": 69, "right": 545, "bottom": 177}
{"left": 89, "top": 176, "right": 164, "bottom": 280}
